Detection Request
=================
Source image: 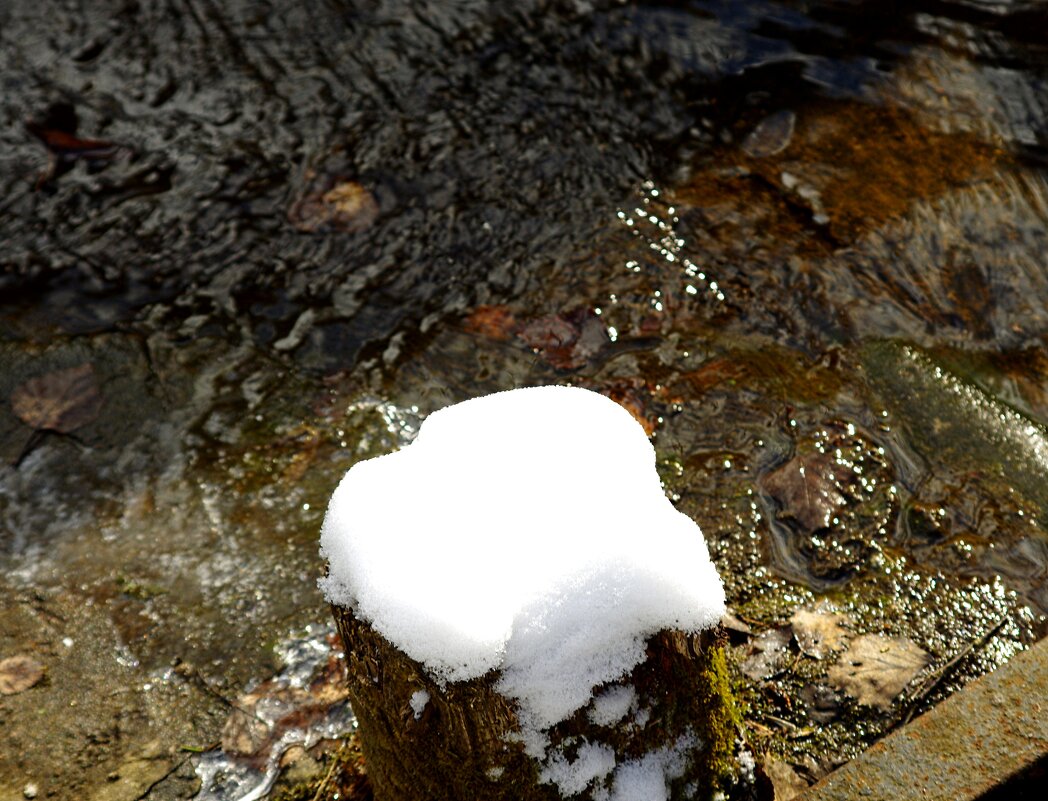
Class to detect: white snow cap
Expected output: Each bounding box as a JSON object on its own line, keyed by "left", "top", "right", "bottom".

{"left": 320, "top": 385, "right": 724, "bottom": 735}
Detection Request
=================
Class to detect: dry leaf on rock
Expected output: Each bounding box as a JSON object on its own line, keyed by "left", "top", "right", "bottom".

{"left": 763, "top": 756, "right": 809, "bottom": 801}
{"left": 720, "top": 610, "right": 753, "bottom": 636}
{"left": 10, "top": 363, "right": 103, "bottom": 434}
{"left": 828, "top": 633, "right": 930, "bottom": 710}
{"left": 790, "top": 608, "right": 851, "bottom": 659}
{"left": 0, "top": 654, "right": 45, "bottom": 694}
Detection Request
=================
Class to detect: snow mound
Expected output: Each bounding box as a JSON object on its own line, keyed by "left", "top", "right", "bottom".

{"left": 319, "top": 385, "right": 724, "bottom": 756}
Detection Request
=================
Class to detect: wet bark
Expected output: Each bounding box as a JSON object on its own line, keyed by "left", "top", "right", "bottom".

{"left": 332, "top": 604, "right": 737, "bottom": 801}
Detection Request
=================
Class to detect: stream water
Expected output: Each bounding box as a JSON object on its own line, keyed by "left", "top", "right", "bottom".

{"left": 2, "top": 1, "right": 1048, "bottom": 798}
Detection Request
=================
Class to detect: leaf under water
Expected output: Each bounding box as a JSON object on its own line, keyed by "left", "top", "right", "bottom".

{"left": 764, "top": 451, "right": 848, "bottom": 532}
{"left": 10, "top": 363, "right": 103, "bottom": 434}
{"left": 0, "top": 655, "right": 45, "bottom": 695}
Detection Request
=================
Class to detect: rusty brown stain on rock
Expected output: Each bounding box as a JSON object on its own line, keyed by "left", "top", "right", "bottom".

{"left": 777, "top": 103, "right": 1004, "bottom": 242}
{"left": 673, "top": 100, "right": 1004, "bottom": 247}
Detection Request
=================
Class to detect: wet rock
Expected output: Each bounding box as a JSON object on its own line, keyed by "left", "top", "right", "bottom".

{"left": 863, "top": 341, "right": 1048, "bottom": 521}
{"left": 89, "top": 749, "right": 175, "bottom": 801}
{"left": 777, "top": 102, "right": 1001, "bottom": 242}
{"left": 0, "top": 0, "right": 718, "bottom": 359}
{"left": 0, "top": 586, "right": 228, "bottom": 800}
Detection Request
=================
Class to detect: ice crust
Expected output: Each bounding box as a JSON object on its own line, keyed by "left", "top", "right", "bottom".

{"left": 319, "top": 386, "right": 725, "bottom": 789}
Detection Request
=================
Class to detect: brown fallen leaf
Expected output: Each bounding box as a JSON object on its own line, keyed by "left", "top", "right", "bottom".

{"left": 720, "top": 610, "right": 753, "bottom": 636}
{"left": 517, "top": 308, "right": 608, "bottom": 371}
{"left": 828, "top": 633, "right": 930, "bottom": 710}
{"left": 763, "top": 450, "right": 848, "bottom": 532}
{"left": 10, "top": 363, "right": 103, "bottom": 434}
{"left": 599, "top": 380, "right": 658, "bottom": 436}
{"left": 289, "top": 172, "right": 378, "bottom": 233}
{"left": 790, "top": 607, "right": 851, "bottom": 659}
{"left": 0, "top": 654, "right": 45, "bottom": 695}
{"left": 763, "top": 756, "right": 809, "bottom": 801}
{"left": 322, "top": 182, "right": 378, "bottom": 225}
{"left": 27, "top": 123, "right": 121, "bottom": 160}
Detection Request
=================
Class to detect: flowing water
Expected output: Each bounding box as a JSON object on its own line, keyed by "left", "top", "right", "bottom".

{"left": 2, "top": 0, "right": 1048, "bottom": 797}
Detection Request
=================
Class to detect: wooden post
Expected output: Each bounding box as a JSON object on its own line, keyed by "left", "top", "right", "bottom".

{"left": 321, "top": 387, "right": 739, "bottom": 800}
{"left": 331, "top": 605, "right": 737, "bottom": 800}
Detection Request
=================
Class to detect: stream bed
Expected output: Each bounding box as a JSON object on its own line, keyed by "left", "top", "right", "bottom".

{"left": 2, "top": 1, "right": 1048, "bottom": 799}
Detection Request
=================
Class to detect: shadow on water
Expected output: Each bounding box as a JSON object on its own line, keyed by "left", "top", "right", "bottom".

{"left": 2, "top": 0, "right": 1048, "bottom": 797}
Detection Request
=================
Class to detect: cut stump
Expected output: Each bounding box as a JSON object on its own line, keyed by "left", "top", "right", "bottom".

{"left": 332, "top": 604, "right": 738, "bottom": 801}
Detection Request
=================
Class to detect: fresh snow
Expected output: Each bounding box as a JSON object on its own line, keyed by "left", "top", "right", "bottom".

{"left": 319, "top": 385, "right": 725, "bottom": 793}
{"left": 588, "top": 685, "right": 638, "bottom": 727}
{"left": 409, "top": 689, "right": 430, "bottom": 720}
{"left": 540, "top": 742, "right": 617, "bottom": 796}
{"left": 595, "top": 734, "right": 698, "bottom": 801}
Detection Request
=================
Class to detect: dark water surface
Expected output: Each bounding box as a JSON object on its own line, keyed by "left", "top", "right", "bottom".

{"left": 2, "top": 0, "right": 1048, "bottom": 797}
